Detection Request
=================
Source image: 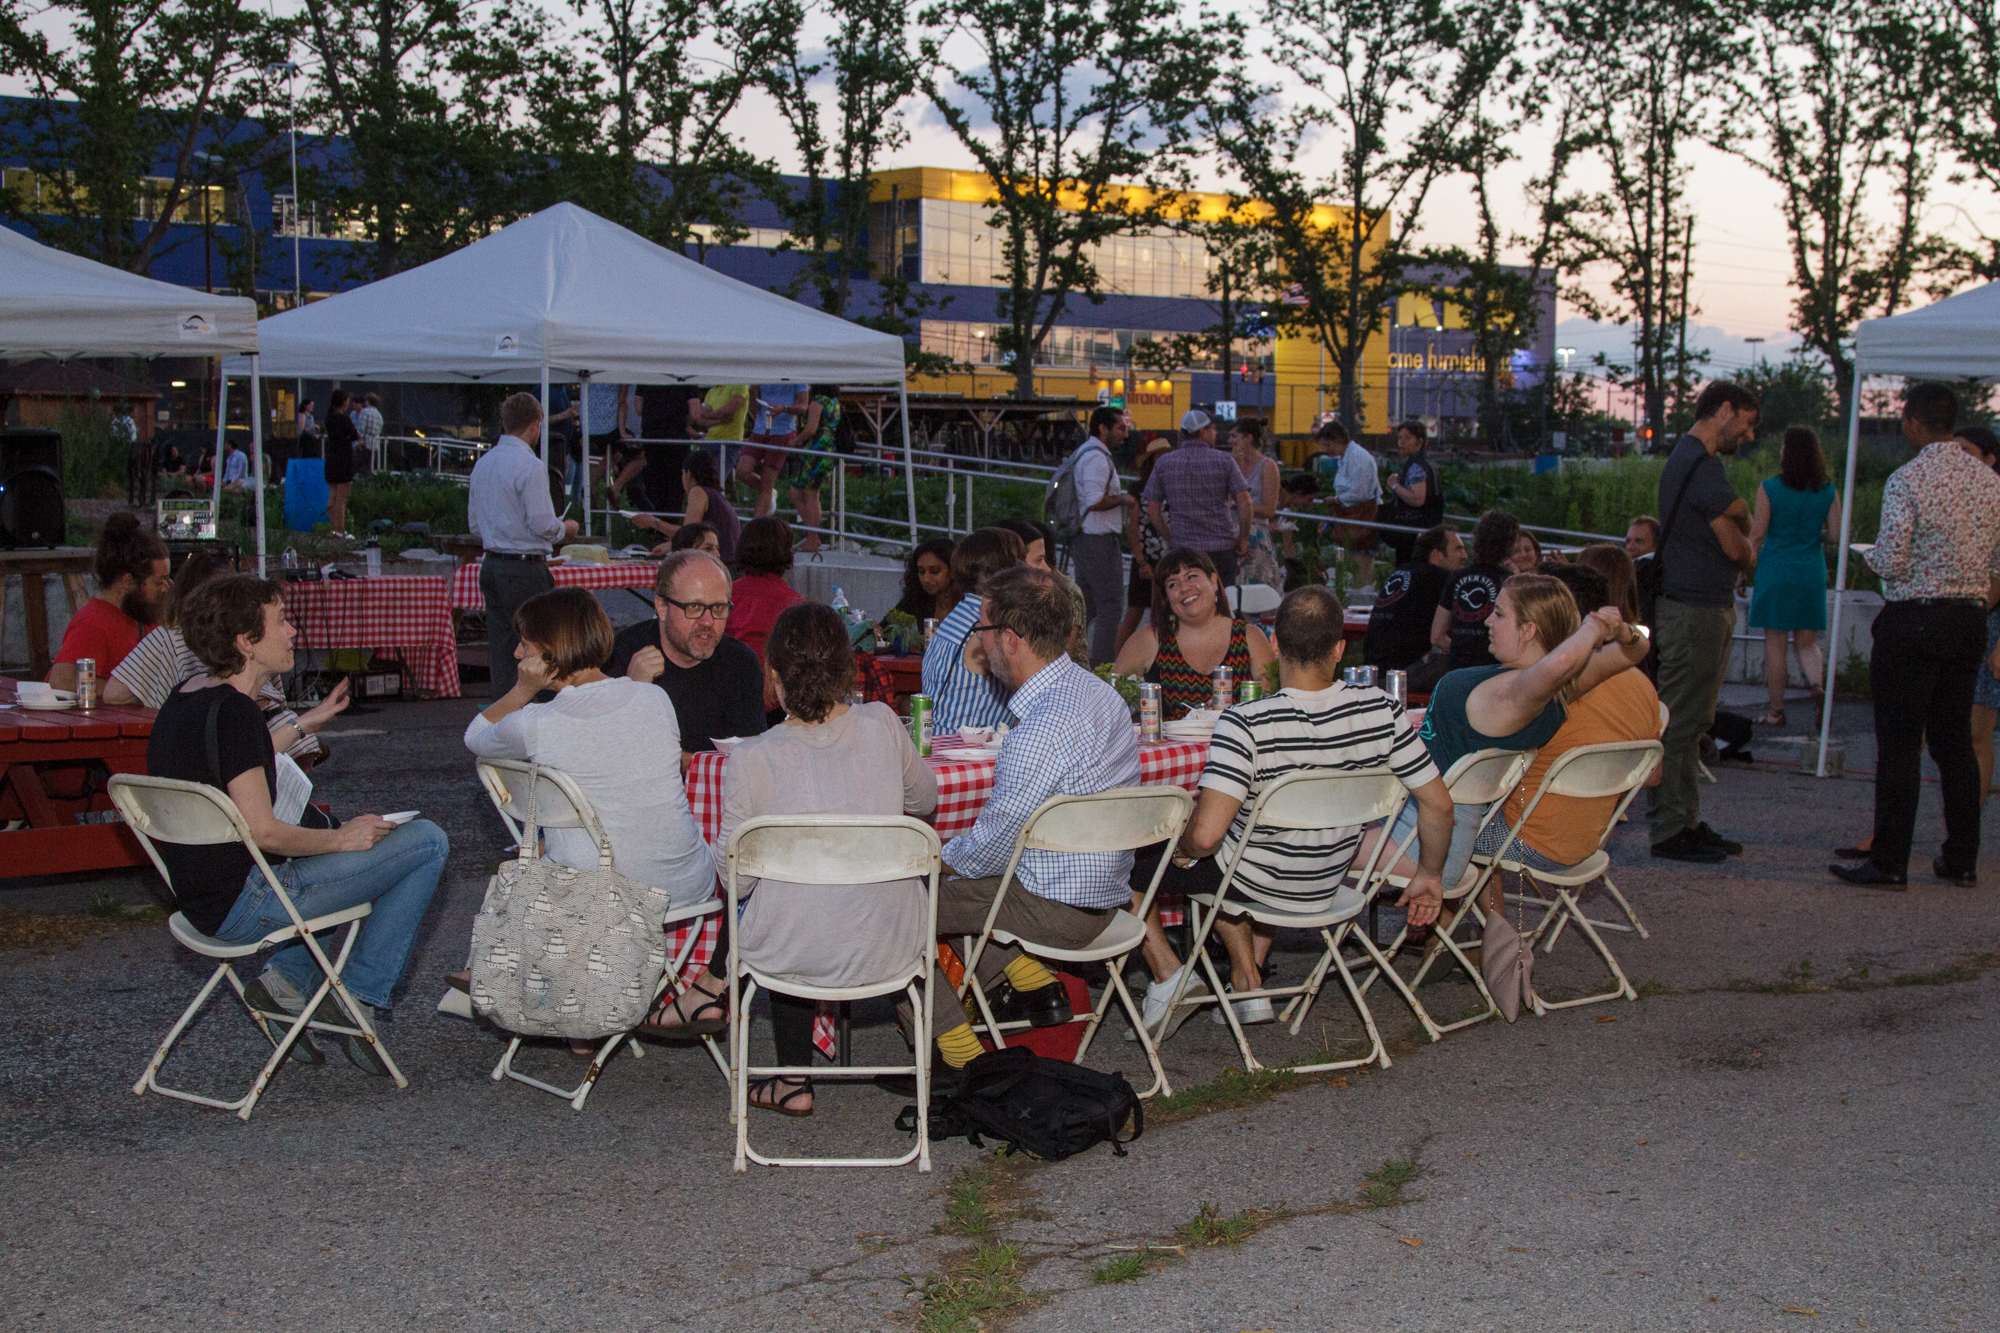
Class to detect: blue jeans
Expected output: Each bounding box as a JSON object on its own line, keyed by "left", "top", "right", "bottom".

{"left": 213, "top": 820, "right": 449, "bottom": 1009}
{"left": 1388, "top": 799, "right": 1488, "bottom": 890}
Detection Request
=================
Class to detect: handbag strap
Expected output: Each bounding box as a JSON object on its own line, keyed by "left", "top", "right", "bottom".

{"left": 519, "top": 766, "right": 618, "bottom": 872}
{"left": 1654, "top": 449, "right": 1704, "bottom": 576}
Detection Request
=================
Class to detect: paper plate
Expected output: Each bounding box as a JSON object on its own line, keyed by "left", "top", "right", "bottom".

{"left": 382, "top": 810, "right": 421, "bottom": 825}
{"left": 945, "top": 745, "right": 1001, "bottom": 761}
{"left": 17, "top": 697, "right": 79, "bottom": 711}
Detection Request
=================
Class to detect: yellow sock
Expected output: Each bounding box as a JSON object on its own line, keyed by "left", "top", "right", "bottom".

{"left": 937, "top": 1022, "right": 984, "bottom": 1068}
{"left": 1002, "top": 955, "right": 1057, "bottom": 993}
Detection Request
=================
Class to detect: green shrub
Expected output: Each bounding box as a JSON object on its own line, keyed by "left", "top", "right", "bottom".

{"left": 54, "top": 405, "right": 125, "bottom": 501}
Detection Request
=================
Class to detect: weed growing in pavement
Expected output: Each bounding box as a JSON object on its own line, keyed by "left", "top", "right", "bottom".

{"left": 1091, "top": 1253, "right": 1151, "bottom": 1284}
{"left": 85, "top": 892, "right": 129, "bottom": 919}
{"left": 941, "top": 1163, "right": 998, "bottom": 1237}
{"left": 1179, "top": 1202, "right": 1269, "bottom": 1248}
{"left": 1358, "top": 1155, "right": 1426, "bottom": 1208}
{"left": 908, "top": 1242, "right": 1027, "bottom": 1333}
{"left": 1151, "top": 1066, "right": 1298, "bottom": 1122}
{"left": 1634, "top": 978, "right": 1675, "bottom": 999}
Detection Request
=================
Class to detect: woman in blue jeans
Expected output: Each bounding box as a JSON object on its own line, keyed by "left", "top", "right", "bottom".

{"left": 145, "top": 574, "right": 448, "bottom": 1074}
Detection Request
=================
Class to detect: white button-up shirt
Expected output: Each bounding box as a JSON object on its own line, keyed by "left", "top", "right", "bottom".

{"left": 468, "top": 434, "right": 564, "bottom": 554}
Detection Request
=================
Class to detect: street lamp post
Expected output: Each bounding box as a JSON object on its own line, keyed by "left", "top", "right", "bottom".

{"left": 263, "top": 60, "right": 302, "bottom": 308}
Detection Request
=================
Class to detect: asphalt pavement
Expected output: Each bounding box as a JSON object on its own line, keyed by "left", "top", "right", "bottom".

{"left": 0, "top": 691, "right": 1993, "bottom": 1332}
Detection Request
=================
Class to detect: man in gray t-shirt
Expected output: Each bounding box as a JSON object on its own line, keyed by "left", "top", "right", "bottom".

{"left": 1649, "top": 384, "right": 1759, "bottom": 862}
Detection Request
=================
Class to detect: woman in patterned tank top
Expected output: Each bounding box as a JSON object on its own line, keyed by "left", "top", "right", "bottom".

{"left": 1112, "top": 547, "right": 1275, "bottom": 718}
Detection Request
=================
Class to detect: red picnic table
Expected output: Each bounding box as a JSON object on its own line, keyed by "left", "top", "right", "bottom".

{"left": 0, "top": 679, "right": 152, "bottom": 875}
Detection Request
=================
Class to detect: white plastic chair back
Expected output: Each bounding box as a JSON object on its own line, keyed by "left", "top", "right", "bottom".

{"left": 1245, "top": 768, "right": 1407, "bottom": 832}
{"left": 109, "top": 774, "right": 253, "bottom": 848}
{"left": 728, "top": 816, "right": 941, "bottom": 886}
{"left": 1441, "top": 748, "right": 1535, "bottom": 806}
{"left": 476, "top": 758, "right": 535, "bottom": 841}
{"left": 1017, "top": 787, "right": 1192, "bottom": 854}
{"left": 1226, "top": 583, "right": 1282, "bottom": 615}
{"left": 478, "top": 758, "right": 602, "bottom": 841}
{"left": 1540, "top": 741, "right": 1665, "bottom": 802}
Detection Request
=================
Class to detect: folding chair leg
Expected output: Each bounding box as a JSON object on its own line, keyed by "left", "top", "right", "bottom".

{"left": 1398, "top": 897, "right": 1500, "bottom": 1034}
{"left": 1087, "top": 964, "right": 1170, "bottom": 1099}
{"left": 1343, "top": 925, "right": 1444, "bottom": 1043}
{"left": 1599, "top": 873, "right": 1648, "bottom": 939}
{"left": 1277, "top": 929, "right": 1339, "bottom": 1030}
{"left": 1198, "top": 942, "right": 1259, "bottom": 1071}
{"left": 1286, "top": 947, "right": 1389, "bottom": 1075}
{"left": 1528, "top": 888, "right": 1638, "bottom": 1014}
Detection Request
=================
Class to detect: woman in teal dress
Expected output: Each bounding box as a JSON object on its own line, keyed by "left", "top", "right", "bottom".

{"left": 1749, "top": 426, "right": 1838, "bottom": 727}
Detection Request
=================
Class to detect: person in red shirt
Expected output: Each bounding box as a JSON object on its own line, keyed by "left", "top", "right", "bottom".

{"left": 725, "top": 517, "right": 804, "bottom": 715}
{"left": 49, "top": 513, "right": 171, "bottom": 692}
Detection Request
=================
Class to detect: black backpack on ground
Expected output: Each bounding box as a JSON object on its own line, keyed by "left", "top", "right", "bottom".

{"left": 896, "top": 1046, "right": 1143, "bottom": 1160}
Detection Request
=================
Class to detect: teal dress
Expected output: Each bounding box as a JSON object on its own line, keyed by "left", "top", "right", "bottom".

{"left": 1749, "top": 477, "right": 1835, "bottom": 632}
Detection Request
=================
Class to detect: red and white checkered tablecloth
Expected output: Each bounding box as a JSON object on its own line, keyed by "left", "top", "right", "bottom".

{"left": 683, "top": 730, "right": 1210, "bottom": 1056}
{"left": 684, "top": 732, "right": 1210, "bottom": 845}
{"left": 282, "top": 576, "right": 459, "bottom": 698}
{"left": 449, "top": 558, "right": 662, "bottom": 611}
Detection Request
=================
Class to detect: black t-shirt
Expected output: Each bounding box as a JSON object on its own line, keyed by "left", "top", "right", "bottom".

{"left": 324, "top": 411, "right": 360, "bottom": 483}
{"left": 146, "top": 684, "right": 278, "bottom": 934}
{"left": 1384, "top": 448, "right": 1443, "bottom": 527}
{"left": 605, "top": 620, "right": 767, "bottom": 752}
{"left": 1364, "top": 560, "right": 1448, "bottom": 671}
{"left": 1439, "top": 563, "right": 1510, "bottom": 670}
{"left": 1657, "top": 434, "right": 1742, "bottom": 608}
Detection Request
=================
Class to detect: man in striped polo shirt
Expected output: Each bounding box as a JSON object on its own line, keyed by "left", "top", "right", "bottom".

{"left": 1130, "top": 584, "right": 1453, "bottom": 1030}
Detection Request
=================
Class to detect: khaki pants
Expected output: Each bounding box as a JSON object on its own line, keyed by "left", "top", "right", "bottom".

{"left": 1649, "top": 597, "right": 1735, "bottom": 844}
{"left": 932, "top": 874, "right": 1109, "bottom": 1039}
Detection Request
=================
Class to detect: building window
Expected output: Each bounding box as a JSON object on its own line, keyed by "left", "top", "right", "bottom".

{"left": 921, "top": 320, "right": 1272, "bottom": 373}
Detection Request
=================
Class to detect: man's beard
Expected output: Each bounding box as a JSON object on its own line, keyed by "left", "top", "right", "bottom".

{"left": 662, "top": 619, "right": 715, "bottom": 663}
{"left": 121, "top": 585, "right": 161, "bottom": 626}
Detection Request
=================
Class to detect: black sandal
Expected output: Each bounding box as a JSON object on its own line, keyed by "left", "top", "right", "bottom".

{"left": 748, "top": 1074, "right": 813, "bottom": 1117}
{"left": 635, "top": 979, "right": 729, "bottom": 1039}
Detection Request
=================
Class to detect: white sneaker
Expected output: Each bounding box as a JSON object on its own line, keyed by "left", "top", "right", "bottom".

{"left": 1211, "top": 985, "right": 1275, "bottom": 1026}
{"left": 1128, "top": 964, "right": 1208, "bottom": 1042}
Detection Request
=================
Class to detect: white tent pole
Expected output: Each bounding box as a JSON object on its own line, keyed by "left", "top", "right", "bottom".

{"left": 900, "top": 378, "right": 917, "bottom": 548}
{"left": 539, "top": 365, "right": 551, "bottom": 528}
{"left": 578, "top": 374, "right": 591, "bottom": 540}
{"left": 210, "top": 371, "right": 229, "bottom": 522}
{"left": 250, "top": 356, "right": 267, "bottom": 577}
{"left": 1817, "top": 374, "right": 1865, "bottom": 775}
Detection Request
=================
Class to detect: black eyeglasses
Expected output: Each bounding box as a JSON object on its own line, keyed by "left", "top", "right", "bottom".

{"left": 969, "top": 623, "right": 1010, "bottom": 636}
{"left": 662, "top": 596, "right": 733, "bottom": 622}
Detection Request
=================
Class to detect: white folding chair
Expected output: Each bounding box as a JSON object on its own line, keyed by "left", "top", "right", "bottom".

{"left": 725, "top": 814, "right": 943, "bottom": 1171}
{"left": 958, "top": 787, "right": 1193, "bottom": 1099}
{"left": 1152, "top": 769, "right": 1433, "bottom": 1074}
{"left": 108, "top": 774, "right": 406, "bottom": 1121}
{"left": 1475, "top": 739, "right": 1664, "bottom": 1014}
{"left": 477, "top": 760, "right": 726, "bottom": 1110}
{"left": 1371, "top": 749, "right": 1538, "bottom": 1035}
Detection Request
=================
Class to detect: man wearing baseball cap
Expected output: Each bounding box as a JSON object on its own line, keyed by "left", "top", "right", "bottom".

{"left": 1142, "top": 408, "right": 1254, "bottom": 585}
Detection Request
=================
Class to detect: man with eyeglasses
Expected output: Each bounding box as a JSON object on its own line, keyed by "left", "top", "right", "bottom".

{"left": 606, "top": 550, "right": 767, "bottom": 770}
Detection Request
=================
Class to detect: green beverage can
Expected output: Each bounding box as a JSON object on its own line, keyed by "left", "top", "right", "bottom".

{"left": 908, "top": 693, "right": 933, "bottom": 756}
{"left": 1236, "top": 681, "right": 1262, "bottom": 704}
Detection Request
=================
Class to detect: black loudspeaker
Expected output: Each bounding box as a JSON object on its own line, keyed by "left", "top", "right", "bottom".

{"left": 0, "top": 428, "right": 66, "bottom": 549}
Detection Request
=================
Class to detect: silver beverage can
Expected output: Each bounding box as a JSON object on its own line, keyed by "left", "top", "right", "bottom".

{"left": 922, "top": 618, "right": 939, "bottom": 651}
{"left": 1385, "top": 669, "right": 1408, "bottom": 708}
{"left": 1210, "top": 665, "right": 1234, "bottom": 711}
{"left": 1139, "top": 683, "right": 1162, "bottom": 742}
{"left": 1358, "top": 665, "right": 1378, "bottom": 689}
{"left": 75, "top": 657, "right": 98, "bottom": 710}
{"left": 1341, "top": 667, "right": 1361, "bottom": 686}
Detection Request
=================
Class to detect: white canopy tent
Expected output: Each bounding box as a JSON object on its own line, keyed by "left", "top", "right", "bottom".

{"left": 1817, "top": 280, "right": 2000, "bottom": 773}
{"left": 223, "top": 202, "right": 917, "bottom": 569}
{"left": 0, "top": 225, "right": 259, "bottom": 361}
{"left": 0, "top": 226, "right": 261, "bottom": 561}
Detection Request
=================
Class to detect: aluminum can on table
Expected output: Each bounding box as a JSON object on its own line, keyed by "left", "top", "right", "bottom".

{"left": 1209, "top": 665, "right": 1234, "bottom": 712}
{"left": 1236, "top": 680, "right": 1262, "bottom": 704}
{"left": 907, "top": 693, "right": 933, "bottom": 756}
{"left": 922, "top": 618, "right": 938, "bottom": 650}
{"left": 1138, "top": 683, "right": 1162, "bottom": 742}
{"left": 75, "top": 657, "right": 98, "bottom": 710}
{"left": 1385, "top": 669, "right": 1408, "bottom": 708}
{"left": 1358, "top": 665, "right": 1378, "bottom": 689}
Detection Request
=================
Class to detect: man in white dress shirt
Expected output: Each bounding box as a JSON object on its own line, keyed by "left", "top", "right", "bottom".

{"left": 469, "top": 392, "right": 578, "bottom": 696}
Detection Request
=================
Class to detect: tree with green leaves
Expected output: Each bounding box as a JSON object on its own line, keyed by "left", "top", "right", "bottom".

{"left": 1130, "top": 206, "right": 1272, "bottom": 389}
{"left": 1937, "top": 0, "right": 2000, "bottom": 282}
{"left": 1719, "top": 0, "right": 1941, "bottom": 427}
{"left": 0, "top": 0, "right": 282, "bottom": 272}
{"left": 1538, "top": 0, "right": 1738, "bottom": 448}
{"left": 1214, "top": 0, "right": 1519, "bottom": 429}
{"left": 916, "top": 0, "right": 1234, "bottom": 399}
{"left": 522, "top": 0, "right": 801, "bottom": 258}
{"left": 296, "top": 0, "right": 534, "bottom": 281}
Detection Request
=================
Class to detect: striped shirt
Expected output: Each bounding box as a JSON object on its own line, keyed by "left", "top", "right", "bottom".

{"left": 921, "top": 595, "right": 1014, "bottom": 731}
{"left": 943, "top": 656, "right": 1143, "bottom": 908}
{"left": 1201, "top": 683, "right": 1438, "bottom": 908}
{"left": 111, "top": 626, "right": 320, "bottom": 760}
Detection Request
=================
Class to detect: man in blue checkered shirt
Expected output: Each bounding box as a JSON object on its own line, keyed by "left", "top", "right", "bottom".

{"left": 925, "top": 566, "right": 1144, "bottom": 1072}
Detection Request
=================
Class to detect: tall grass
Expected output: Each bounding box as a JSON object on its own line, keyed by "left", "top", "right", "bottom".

{"left": 53, "top": 405, "right": 125, "bottom": 501}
